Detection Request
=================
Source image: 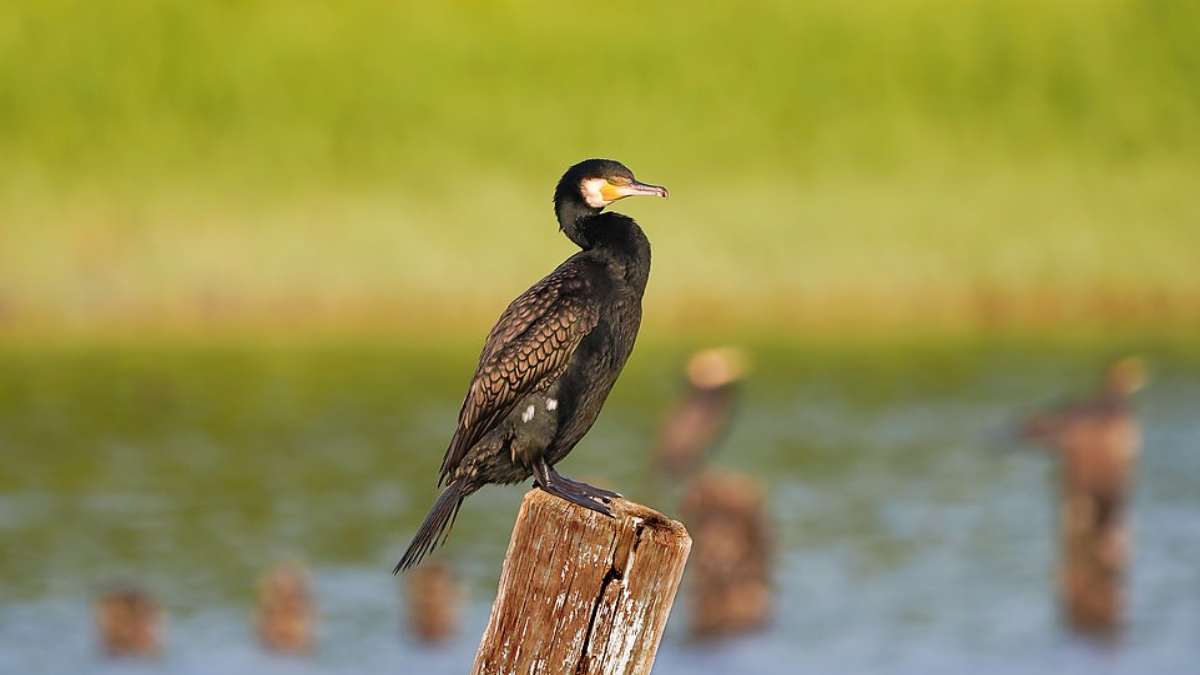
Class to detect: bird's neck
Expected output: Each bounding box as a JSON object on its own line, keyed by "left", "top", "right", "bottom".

{"left": 556, "top": 206, "right": 651, "bottom": 290}
{"left": 554, "top": 199, "right": 601, "bottom": 247}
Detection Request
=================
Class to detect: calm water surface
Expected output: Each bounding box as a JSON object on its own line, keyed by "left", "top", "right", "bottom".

{"left": 0, "top": 340, "right": 1197, "bottom": 674}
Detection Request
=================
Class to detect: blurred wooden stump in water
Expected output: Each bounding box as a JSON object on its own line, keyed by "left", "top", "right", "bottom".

{"left": 1057, "top": 427, "right": 1137, "bottom": 636}
{"left": 472, "top": 489, "right": 690, "bottom": 675}
{"left": 1025, "top": 357, "right": 1144, "bottom": 637}
{"left": 256, "top": 563, "right": 315, "bottom": 654}
{"left": 1059, "top": 491, "right": 1129, "bottom": 635}
{"left": 406, "top": 561, "right": 461, "bottom": 643}
{"left": 95, "top": 587, "right": 162, "bottom": 657}
{"left": 679, "top": 469, "right": 771, "bottom": 639}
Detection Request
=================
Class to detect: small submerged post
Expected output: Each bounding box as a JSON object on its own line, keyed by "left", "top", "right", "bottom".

{"left": 95, "top": 586, "right": 162, "bottom": 658}
{"left": 256, "top": 563, "right": 315, "bottom": 654}
{"left": 406, "top": 561, "right": 461, "bottom": 643}
{"left": 472, "top": 489, "right": 691, "bottom": 675}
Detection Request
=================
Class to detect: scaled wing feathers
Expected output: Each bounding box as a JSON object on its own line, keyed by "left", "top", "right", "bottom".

{"left": 438, "top": 266, "right": 599, "bottom": 485}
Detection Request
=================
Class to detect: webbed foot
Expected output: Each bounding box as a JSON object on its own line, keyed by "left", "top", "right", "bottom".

{"left": 532, "top": 459, "right": 618, "bottom": 517}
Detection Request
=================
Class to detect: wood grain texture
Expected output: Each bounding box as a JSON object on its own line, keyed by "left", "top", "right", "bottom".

{"left": 472, "top": 489, "right": 691, "bottom": 675}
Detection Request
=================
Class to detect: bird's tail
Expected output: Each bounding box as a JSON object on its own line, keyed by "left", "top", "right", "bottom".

{"left": 393, "top": 480, "right": 476, "bottom": 574}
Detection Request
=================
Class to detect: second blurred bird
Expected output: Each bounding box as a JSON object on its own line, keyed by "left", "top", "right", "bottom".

{"left": 654, "top": 347, "right": 748, "bottom": 477}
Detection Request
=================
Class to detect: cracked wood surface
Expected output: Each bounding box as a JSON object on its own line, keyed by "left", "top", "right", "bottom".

{"left": 471, "top": 489, "right": 691, "bottom": 675}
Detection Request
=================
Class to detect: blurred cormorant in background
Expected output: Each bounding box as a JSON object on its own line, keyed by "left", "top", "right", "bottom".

{"left": 655, "top": 347, "right": 747, "bottom": 476}
{"left": 1022, "top": 356, "right": 1146, "bottom": 526}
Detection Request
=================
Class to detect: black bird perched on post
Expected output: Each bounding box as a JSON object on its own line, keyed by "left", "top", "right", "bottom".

{"left": 394, "top": 159, "right": 668, "bottom": 573}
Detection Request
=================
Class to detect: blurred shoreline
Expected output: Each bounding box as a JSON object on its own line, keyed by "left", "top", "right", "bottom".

{"left": 4, "top": 159, "right": 1198, "bottom": 343}
{"left": 2, "top": 286, "right": 1200, "bottom": 345}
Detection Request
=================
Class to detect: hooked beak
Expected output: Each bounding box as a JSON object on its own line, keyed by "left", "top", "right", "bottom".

{"left": 602, "top": 179, "right": 669, "bottom": 202}
{"left": 620, "top": 180, "right": 669, "bottom": 199}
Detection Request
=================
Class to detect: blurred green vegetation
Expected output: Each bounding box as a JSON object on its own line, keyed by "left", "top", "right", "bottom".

{"left": 0, "top": 1, "right": 1198, "bottom": 336}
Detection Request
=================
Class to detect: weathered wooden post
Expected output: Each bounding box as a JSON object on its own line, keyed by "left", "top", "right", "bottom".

{"left": 472, "top": 489, "right": 691, "bottom": 675}
{"left": 679, "top": 470, "right": 771, "bottom": 638}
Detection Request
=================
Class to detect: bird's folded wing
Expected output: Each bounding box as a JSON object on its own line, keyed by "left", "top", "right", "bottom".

{"left": 438, "top": 266, "right": 600, "bottom": 485}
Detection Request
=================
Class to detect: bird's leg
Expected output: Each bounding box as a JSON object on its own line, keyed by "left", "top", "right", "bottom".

{"left": 532, "top": 458, "right": 615, "bottom": 517}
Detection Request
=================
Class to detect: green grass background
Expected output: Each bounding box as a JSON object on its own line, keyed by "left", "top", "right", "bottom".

{"left": 1, "top": 0, "right": 1198, "bottom": 337}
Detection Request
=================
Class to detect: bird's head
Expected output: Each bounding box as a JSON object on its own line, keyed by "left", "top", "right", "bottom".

{"left": 1104, "top": 356, "right": 1147, "bottom": 396}
{"left": 555, "top": 157, "right": 665, "bottom": 214}
{"left": 686, "top": 347, "right": 749, "bottom": 391}
{"left": 553, "top": 159, "right": 667, "bottom": 248}
{"left": 558, "top": 158, "right": 669, "bottom": 208}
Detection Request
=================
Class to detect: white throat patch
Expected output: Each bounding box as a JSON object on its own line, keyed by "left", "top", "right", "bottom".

{"left": 579, "top": 177, "right": 610, "bottom": 208}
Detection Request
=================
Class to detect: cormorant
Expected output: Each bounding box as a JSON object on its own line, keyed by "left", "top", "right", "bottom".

{"left": 394, "top": 159, "right": 668, "bottom": 573}
{"left": 654, "top": 347, "right": 747, "bottom": 476}
{"left": 1021, "top": 356, "right": 1146, "bottom": 527}
{"left": 1021, "top": 357, "right": 1145, "bottom": 447}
